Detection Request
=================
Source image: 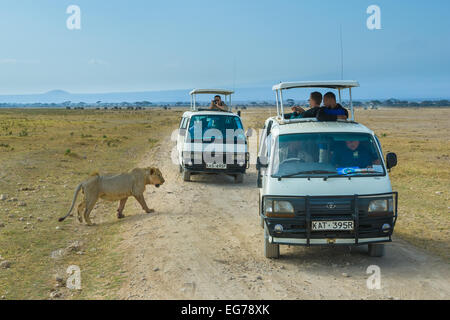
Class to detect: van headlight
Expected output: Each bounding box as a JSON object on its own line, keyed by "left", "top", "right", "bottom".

{"left": 264, "top": 199, "right": 295, "bottom": 217}
{"left": 368, "top": 198, "right": 393, "bottom": 215}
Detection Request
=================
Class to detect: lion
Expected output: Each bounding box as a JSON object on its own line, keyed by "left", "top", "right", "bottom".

{"left": 58, "top": 167, "right": 165, "bottom": 225}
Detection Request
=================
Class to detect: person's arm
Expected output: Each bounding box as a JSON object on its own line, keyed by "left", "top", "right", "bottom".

{"left": 337, "top": 107, "right": 349, "bottom": 120}
{"left": 292, "top": 106, "right": 305, "bottom": 113}
{"left": 317, "top": 108, "right": 338, "bottom": 121}
{"left": 300, "top": 106, "right": 320, "bottom": 118}
{"left": 215, "top": 102, "right": 228, "bottom": 112}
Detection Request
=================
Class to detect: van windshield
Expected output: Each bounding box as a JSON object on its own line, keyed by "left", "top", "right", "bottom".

{"left": 188, "top": 115, "right": 245, "bottom": 142}
{"left": 271, "top": 133, "right": 385, "bottom": 178}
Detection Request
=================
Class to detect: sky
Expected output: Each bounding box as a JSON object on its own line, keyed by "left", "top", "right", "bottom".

{"left": 0, "top": 0, "right": 449, "bottom": 99}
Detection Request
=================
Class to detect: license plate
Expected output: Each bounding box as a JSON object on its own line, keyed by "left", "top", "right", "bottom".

{"left": 312, "top": 221, "right": 354, "bottom": 231}
{"left": 206, "top": 163, "right": 227, "bottom": 169}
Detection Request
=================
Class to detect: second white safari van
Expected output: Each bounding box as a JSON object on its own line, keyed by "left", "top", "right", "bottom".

{"left": 257, "top": 81, "right": 398, "bottom": 258}
{"left": 177, "top": 89, "right": 251, "bottom": 183}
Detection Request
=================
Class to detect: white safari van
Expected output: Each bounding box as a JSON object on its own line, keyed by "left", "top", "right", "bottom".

{"left": 177, "top": 89, "right": 250, "bottom": 183}
{"left": 257, "top": 81, "right": 398, "bottom": 258}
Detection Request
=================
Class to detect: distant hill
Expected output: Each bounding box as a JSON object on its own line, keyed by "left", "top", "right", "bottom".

{"left": 0, "top": 87, "right": 274, "bottom": 104}
{"left": 0, "top": 88, "right": 449, "bottom": 106}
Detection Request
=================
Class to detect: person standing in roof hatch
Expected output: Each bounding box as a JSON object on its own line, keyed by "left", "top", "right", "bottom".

{"left": 285, "top": 91, "right": 323, "bottom": 119}
{"left": 317, "top": 92, "right": 349, "bottom": 121}
{"left": 209, "top": 95, "right": 228, "bottom": 112}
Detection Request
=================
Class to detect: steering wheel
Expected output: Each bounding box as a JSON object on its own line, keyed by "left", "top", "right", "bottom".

{"left": 280, "top": 158, "right": 305, "bottom": 166}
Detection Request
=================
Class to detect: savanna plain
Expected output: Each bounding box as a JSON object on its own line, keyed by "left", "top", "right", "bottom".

{"left": 0, "top": 107, "right": 448, "bottom": 299}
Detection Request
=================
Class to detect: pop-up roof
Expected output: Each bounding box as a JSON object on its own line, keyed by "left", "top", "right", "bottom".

{"left": 272, "top": 81, "right": 359, "bottom": 91}
{"left": 272, "top": 80, "right": 360, "bottom": 122}
{"left": 189, "top": 89, "right": 234, "bottom": 96}
{"left": 189, "top": 88, "right": 234, "bottom": 111}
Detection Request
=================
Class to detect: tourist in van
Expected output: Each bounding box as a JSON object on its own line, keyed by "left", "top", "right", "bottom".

{"left": 332, "top": 140, "right": 380, "bottom": 168}
{"left": 209, "top": 95, "right": 228, "bottom": 112}
{"left": 286, "top": 91, "right": 323, "bottom": 119}
{"left": 316, "top": 92, "right": 349, "bottom": 121}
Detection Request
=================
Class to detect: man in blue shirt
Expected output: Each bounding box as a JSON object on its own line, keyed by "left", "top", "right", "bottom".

{"left": 332, "top": 140, "right": 379, "bottom": 168}
{"left": 317, "top": 92, "right": 349, "bottom": 121}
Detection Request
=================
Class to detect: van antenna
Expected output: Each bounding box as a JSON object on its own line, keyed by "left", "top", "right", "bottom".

{"left": 340, "top": 25, "right": 344, "bottom": 80}
{"left": 232, "top": 57, "right": 236, "bottom": 92}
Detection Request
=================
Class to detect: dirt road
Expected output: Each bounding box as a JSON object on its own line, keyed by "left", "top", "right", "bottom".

{"left": 116, "top": 135, "right": 449, "bottom": 300}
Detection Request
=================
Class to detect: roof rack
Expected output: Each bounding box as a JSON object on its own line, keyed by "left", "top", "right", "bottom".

{"left": 272, "top": 80, "right": 360, "bottom": 121}
{"left": 189, "top": 88, "right": 234, "bottom": 111}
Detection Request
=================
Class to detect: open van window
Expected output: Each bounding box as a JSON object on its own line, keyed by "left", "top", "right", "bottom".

{"left": 271, "top": 132, "right": 385, "bottom": 178}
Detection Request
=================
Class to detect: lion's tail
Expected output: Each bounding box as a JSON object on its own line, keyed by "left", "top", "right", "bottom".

{"left": 58, "top": 183, "right": 82, "bottom": 222}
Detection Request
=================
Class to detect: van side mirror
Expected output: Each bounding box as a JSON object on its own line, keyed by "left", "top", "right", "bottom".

{"left": 237, "top": 110, "right": 241, "bottom": 117}
{"left": 256, "top": 156, "right": 268, "bottom": 170}
{"left": 386, "top": 152, "right": 397, "bottom": 170}
{"left": 246, "top": 128, "right": 253, "bottom": 138}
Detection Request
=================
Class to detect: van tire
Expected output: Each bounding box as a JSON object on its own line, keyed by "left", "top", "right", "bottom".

{"left": 260, "top": 215, "right": 264, "bottom": 229}
{"left": 235, "top": 173, "right": 244, "bottom": 184}
{"left": 183, "top": 168, "right": 191, "bottom": 182}
{"left": 368, "top": 243, "right": 385, "bottom": 257}
{"left": 264, "top": 223, "right": 279, "bottom": 259}
{"left": 179, "top": 165, "right": 183, "bottom": 173}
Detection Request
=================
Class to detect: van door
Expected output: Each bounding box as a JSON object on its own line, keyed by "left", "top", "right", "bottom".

{"left": 261, "top": 132, "right": 274, "bottom": 187}
{"left": 177, "top": 116, "right": 188, "bottom": 165}
{"left": 257, "top": 120, "right": 273, "bottom": 187}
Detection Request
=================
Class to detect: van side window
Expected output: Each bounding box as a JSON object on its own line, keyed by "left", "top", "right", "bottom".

{"left": 266, "top": 133, "right": 273, "bottom": 160}
{"left": 181, "top": 118, "right": 188, "bottom": 129}
{"left": 179, "top": 117, "right": 187, "bottom": 129}
{"left": 374, "top": 135, "right": 383, "bottom": 154}
{"left": 258, "top": 123, "right": 269, "bottom": 160}
{"left": 266, "top": 121, "right": 273, "bottom": 136}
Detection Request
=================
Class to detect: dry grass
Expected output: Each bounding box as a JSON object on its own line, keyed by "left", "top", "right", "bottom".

{"left": 0, "top": 108, "right": 181, "bottom": 299}
{"left": 0, "top": 107, "right": 448, "bottom": 299}
{"left": 356, "top": 108, "right": 449, "bottom": 260}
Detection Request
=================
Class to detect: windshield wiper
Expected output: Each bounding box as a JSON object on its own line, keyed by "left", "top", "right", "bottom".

{"left": 276, "top": 170, "right": 337, "bottom": 179}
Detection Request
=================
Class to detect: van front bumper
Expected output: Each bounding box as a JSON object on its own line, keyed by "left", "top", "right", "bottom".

{"left": 263, "top": 192, "right": 398, "bottom": 246}
{"left": 269, "top": 235, "right": 390, "bottom": 246}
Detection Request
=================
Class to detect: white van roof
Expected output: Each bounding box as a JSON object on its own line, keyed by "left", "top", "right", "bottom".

{"left": 269, "top": 117, "right": 373, "bottom": 136}
{"left": 189, "top": 89, "right": 234, "bottom": 95}
{"left": 189, "top": 88, "right": 234, "bottom": 111}
{"left": 272, "top": 80, "right": 359, "bottom": 91}
{"left": 272, "top": 80, "right": 359, "bottom": 121}
{"left": 182, "top": 110, "right": 236, "bottom": 118}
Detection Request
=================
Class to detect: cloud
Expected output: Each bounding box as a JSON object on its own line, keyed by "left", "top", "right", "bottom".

{"left": 88, "top": 59, "right": 108, "bottom": 65}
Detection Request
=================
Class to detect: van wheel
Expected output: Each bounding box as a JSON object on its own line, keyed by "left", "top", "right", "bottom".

{"left": 183, "top": 168, "right": 191, "bottom": 182}
{"left": 260, "top": 215, "right": 264, "bottom": 229}
{"left": 235, "top": 173, "right": 244, "bottom": 184}
{"left": 264, "top": 223, "right": 279, "bottom": 259}
{"left": 368, "top": 243, "right": 385, "bottom": 257}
